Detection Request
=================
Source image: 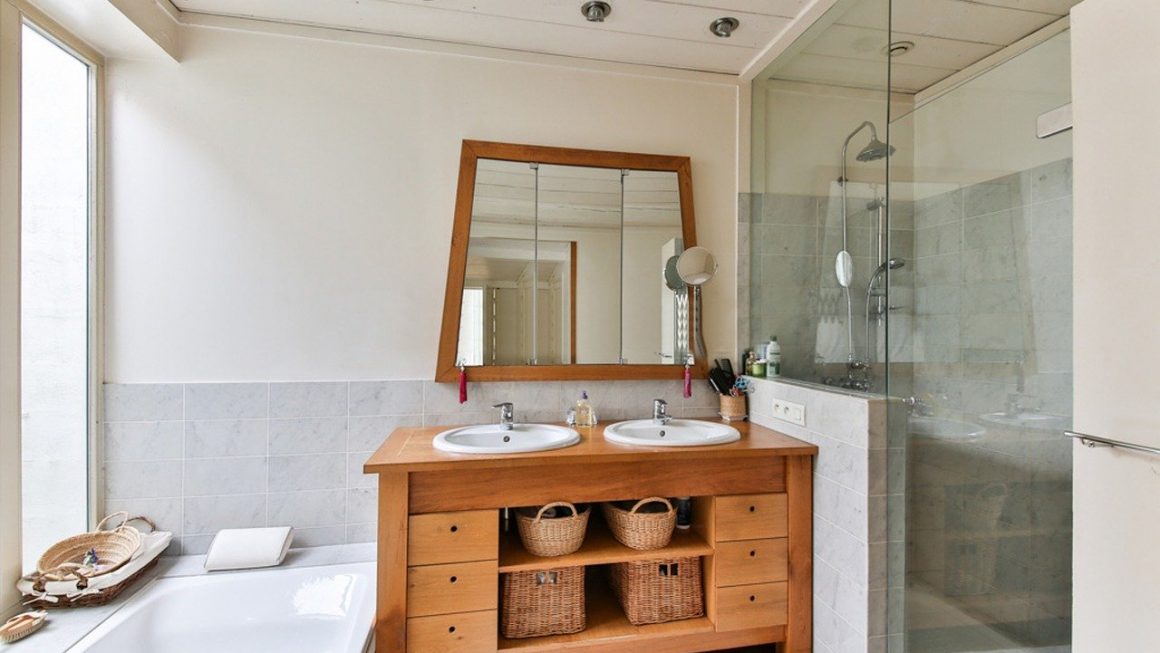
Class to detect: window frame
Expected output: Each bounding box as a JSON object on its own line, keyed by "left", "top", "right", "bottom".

{"left": 0, "top": 0, "right": 104, "bottom": 611}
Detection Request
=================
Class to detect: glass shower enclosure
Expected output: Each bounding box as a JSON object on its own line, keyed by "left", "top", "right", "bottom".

{"left": 746, "top": 0, "right": 1074, "bottom": 650}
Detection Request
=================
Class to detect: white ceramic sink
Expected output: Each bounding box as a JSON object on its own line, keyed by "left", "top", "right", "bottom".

{"left": 603, "top": 419, "right": 741, "bottom": 447}
{"left": 433, "top": 423, "right": 581, "bottom": 454}
{"left": 908, "top": 417, "right": 986, "bottom": 440}
{"left": 980, "top": 411, "right": 1069, "bottom": 431}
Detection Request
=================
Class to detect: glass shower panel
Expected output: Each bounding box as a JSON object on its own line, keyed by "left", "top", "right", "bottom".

{"left": 747, "top": 0, "right": 895, "bottom": 391}
{"left": 888, "top": 31, "right": 1073, "bottom": 653}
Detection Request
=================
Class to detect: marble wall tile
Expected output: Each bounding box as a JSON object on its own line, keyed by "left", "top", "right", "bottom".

{"left": 268, "top": 453, "right": 346, "bottom": 492}
{"left": 268, "top": 490, "right": 346, "bottom": 529}
{"left": 104, "top": 461, "right": 182, "bottom": 499}
{"left": 104, "top": 383, "right": 183, "bottom": 422}
{"left": 184, "top": 457, "right": 267, "bottom": 496}
{"left": 269, "top": 382, "right": 348, "bottom": 418}
{"left": 183, "top": 494, "right": 266, "bottom": 534}
{"left": 349, "top": 380, "right": 424, "bottom": 416}
{"left": 184, "top": 383, "right": 268, "bottom": 419}
{"left": 104, "top": 421, "right": 183, "bottom": 461}
{"left": 268, "top": 417, "right": 346, "bottom": 455}
{"left": 185, "top": 419, "right": 267, "bottom": 458}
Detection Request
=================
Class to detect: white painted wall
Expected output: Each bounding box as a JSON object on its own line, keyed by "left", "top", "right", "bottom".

{"left": 1071, "top": 1, "right": 1160, "bottom": 649}
{"left": 105, "top": 26, "right": 739, "bottom": 382}
{"left": 755, "top": 80, "right": 913, "bottom": 198}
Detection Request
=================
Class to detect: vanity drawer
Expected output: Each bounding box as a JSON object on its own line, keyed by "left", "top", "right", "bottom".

{"left": 714, "top": 582, "right": 788, "bottom": 631}
{"left": 407, "top": 610, "right": 497, "bottom": 653}
{"left": 408, "top": 510, "right": 498, "bottom": 566}
{"left": 715, "top": 493, "right": 788, "bottom": 541}
{"left": 714, "top": 538, "right": 788, "bottom": 587}
{"left": 407, "top": 561, "right": 498, "bottom": 617}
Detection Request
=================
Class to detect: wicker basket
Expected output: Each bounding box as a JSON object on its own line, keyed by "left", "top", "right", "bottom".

{"left": 719, "top": 394, "right": 747, "bottom": 421}
{"left": 603, "top": 497, "right": 676, "bottom": 551}
{"left": 501, "top": 566, "right": 586, "bottom": 639}
{"left": 26, "top": 514, "right": 159, "bottom": 609}
{"left": 609, "top": 556, "right": 704, "bottom": 625}
{"left": 35, "top": 513, "right": 149, "bottom": 580}
{"left": 516, "top": 502, "right": 590, "bottom": 557}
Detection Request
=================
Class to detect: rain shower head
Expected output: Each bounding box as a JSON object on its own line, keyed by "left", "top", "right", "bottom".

{"left": 856, "top": 137, "right": 896, "bottom": 162}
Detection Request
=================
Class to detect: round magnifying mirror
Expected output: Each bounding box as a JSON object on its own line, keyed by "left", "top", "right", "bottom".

{"left": 663, "top": 255, "right": 686, "bottom": 292}
{"left": 675, "top": 246, "right": 717, "bottom": 286}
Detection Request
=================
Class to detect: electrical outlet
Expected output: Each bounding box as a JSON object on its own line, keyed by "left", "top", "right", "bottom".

{"left": 771, "top": 399, "right": 806, "bottom": 426}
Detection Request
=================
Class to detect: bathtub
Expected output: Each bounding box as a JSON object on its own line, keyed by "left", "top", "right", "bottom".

{"left": 67, "top": 562, "right": 375, "bottom": 653}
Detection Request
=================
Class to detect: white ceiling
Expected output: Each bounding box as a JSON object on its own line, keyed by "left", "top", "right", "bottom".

{"left": 169, "top": 0, "right": 1079, "bottom": 88}
{"left": 770, "top": 0, "right": 1080, "bottom": 92}
{"left": 170, "top": 0, "right": 810, "bottom": 75}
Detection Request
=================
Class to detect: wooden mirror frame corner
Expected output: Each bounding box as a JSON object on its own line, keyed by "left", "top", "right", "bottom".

{"left": 435, "top": 140, "right": 708, "bottom": 383}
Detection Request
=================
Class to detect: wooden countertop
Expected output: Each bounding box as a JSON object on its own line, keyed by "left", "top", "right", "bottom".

{"left": 364, "top": 418, "right": 817, "bottom": 474}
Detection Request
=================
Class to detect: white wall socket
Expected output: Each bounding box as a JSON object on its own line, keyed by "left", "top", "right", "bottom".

{"left": 771, "top": 399, "right": 806, "bottom": 427}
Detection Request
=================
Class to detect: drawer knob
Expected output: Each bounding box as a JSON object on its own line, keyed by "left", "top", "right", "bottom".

{"left": 749, "top": 550, "right": 757, "bottom": 557}
{"left": 450, "top": 576, "right": 458, "bottom": 583}
{"left": 748, "top": 505, "right": 756, "bottom": 513}
{"left": 449, "top": 525, "right": 459, "bottom": 533}
{"left": 749, "top": 595, "right": 757, "bottom": 602}
{"left": 448, "top": 626, "right": 457, "bottom": 634}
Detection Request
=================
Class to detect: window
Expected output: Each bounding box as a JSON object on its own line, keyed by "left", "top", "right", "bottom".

{"left": 19, "top": 23, "right": 97, "bottom": 570}
{"left": 457, "top": 287, "right": 484, "bottom": 367}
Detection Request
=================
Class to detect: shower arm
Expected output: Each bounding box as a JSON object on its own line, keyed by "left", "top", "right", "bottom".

{"left": 839, "top": 121, "right": 879, "bottom": 250}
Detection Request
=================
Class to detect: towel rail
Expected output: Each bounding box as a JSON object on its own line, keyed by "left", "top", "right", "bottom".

{"left": 1065, "top": 430, "right": 1160, "bottom": 458}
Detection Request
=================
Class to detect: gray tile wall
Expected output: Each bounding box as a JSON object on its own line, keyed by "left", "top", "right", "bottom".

{"left": 739, "top": 192, "right": 915, "bottom": 389}
{"left": 102, "top": 379, "right": 719, "bottom": 554}
{"left": 906, "top": 158, "right": 1074, "bottom": 646}
{"left": 746, "top": 377, "right": 897, "bottom": 653}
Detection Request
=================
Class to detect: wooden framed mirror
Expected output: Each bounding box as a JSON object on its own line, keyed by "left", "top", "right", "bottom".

{"left": 436, "top": 140, "right": 708, "bottom": 382}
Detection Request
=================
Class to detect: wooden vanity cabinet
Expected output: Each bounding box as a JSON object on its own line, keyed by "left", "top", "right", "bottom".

{"left": 366, "top": 420, "right": 817, "bottom": 653}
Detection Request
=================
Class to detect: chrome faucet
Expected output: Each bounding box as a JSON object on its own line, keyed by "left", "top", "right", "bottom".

{"left": 652, "top": 399, "right": 671, "bottom": 425}
{"left": 493, "top": 402, "right": 514, "bottom": 431}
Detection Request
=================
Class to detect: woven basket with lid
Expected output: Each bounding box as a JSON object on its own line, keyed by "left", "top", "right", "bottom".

{"left": 603, "top": 497, "right": 676, "bottom": 551}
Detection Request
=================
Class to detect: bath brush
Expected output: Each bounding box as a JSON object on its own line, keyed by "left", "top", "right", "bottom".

{"left": 0, "top": 610, "right": 47, "bottom": 643}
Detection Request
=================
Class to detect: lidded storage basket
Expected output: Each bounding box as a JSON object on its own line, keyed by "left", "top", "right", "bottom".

{"left": 609, "top": 556, "right": 704, "bottom": 625}
{"left": 515, "top": 502, "right": 590, "bottom": 557}
{"left": 603, "top": 497, "right": 676, "bottom": 551}
{"left": 501, "top": 566, "right": 586, "bottom": 639}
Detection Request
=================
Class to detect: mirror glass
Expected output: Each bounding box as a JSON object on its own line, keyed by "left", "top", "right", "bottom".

{"left": 451, "top": 151, "right": 689, "bottom": 372}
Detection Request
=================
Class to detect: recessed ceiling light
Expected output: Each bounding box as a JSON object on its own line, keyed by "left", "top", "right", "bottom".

{"left": 710, "top": 17, "right": 740, "bottom": 38}
{"left": 884, "top": 41, "right": 915, "bottom": 57}
{"left": 581, "top": 1, "right": 611, "bottom": 22}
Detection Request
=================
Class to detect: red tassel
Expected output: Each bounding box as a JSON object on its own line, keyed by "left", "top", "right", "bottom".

{"left": 458, "top": 365, "right": 468, "bottom": 404}
{"left": 683, "top": 363, "right": 692, "bottom": 399}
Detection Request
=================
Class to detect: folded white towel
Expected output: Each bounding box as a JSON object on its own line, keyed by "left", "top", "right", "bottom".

{"left": 204, "top": 527, "right": 294, "bottom": 572}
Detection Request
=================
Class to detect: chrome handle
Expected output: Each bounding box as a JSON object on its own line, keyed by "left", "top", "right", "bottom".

{"left": 1066, "top": 430, "right": 1160, "bottom": 457}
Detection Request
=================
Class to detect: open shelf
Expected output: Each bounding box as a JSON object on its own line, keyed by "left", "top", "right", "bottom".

{"left": 498, "top": 573, "right": 714, "bottom": 651}
{"left": 498, "top": 515, "right": 713, "bottom": 573}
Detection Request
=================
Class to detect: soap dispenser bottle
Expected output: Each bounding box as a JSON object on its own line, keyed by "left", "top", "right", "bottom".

{"left": 766, "top": 336, "right": 782, "bottom": 377}
{"left": 575, "top": 391, "right": 597, "bottom": 427}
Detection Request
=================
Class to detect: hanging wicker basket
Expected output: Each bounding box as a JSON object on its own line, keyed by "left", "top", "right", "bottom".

{"left": 515, "top": 502, "right": 590, "bottom": 557}
{"left": 603, "top": 497, "right": 676, "bottom": 551}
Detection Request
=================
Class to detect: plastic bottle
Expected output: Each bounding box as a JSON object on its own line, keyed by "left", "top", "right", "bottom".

{"left": 766, "top": 336, "right": 782, "bottom": 378}
{"left": 575, "top": 391, "right": 597, "bottom": 427}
